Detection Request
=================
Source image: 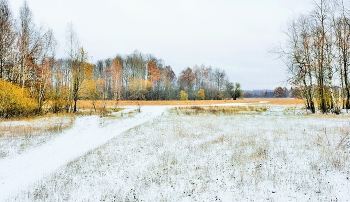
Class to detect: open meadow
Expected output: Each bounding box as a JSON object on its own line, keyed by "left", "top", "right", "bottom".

{"left": 0, "top": 99, "right": 349, "bottom": 201}
{"left": 3, "top": 0, "right": 350, "bottom": 200}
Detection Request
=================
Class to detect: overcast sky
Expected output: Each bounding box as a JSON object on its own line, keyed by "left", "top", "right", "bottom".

{"left": 9, "top": 0, "right": 314, "bottom": 90}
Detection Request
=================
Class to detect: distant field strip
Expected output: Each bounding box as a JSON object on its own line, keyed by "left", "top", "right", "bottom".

{"left": 77, "top": 98, "right": 304, "bottom": 109}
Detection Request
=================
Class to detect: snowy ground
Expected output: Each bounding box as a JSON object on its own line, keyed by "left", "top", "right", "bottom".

{"left": 0, "top": 115, "right": 75, "bottom": 159}
{"left": 0, "top": 106, "right": 167, "bottom": 201}
{"left": 1, "top": 104, "right": 350, "bottom": 201}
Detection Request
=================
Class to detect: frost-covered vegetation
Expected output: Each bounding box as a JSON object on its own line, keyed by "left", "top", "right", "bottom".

{"left": 0, "top": 115, "right": 75, "bottom": 159}
{"left": 8, "top": 104, "right": 350, "bottom": 201}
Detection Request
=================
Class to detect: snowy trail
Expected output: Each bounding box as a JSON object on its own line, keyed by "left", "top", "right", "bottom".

{"left": 0, "top": 106, "right": 167, "bottom": 201}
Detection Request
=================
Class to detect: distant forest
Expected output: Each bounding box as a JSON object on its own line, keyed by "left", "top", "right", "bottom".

{"left": 244, "top": 87, "right": 297, "bottom": 98}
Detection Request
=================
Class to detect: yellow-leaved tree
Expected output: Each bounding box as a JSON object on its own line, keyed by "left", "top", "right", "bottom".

{"left": 127, "top": 78, "right": 150, "bottom": 100}
{"left": 50, "top": 85, "right": 70, "bottom": 113}
{"left": 180, "top": 90, "right": 188, "bottom": 100}
{"left": 80, "top": 79, "right": 99, "bottom": 111}
{"left": 80, "top": 62, "right": 98, "bottom": 111}
{"left": 198, "top": 88, "right": 205, "bottom": 100}
{"left": 70, "top": 48, "right": 90, "bottom": 113}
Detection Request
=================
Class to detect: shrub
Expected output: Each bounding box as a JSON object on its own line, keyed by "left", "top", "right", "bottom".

{"left": 216, "top": 92, "right": 223, "bottom": 100}
{"left": 198, "top": 88, "right": 205, "bottom": 100}
{"left": 49, "top": 86, "right": 71, "bottom": 113}
{"left": 0, "top": 80, "right": 38, "bottom": 118}
{"left": 179, "top": 90, "right": 188, "bottom": 100}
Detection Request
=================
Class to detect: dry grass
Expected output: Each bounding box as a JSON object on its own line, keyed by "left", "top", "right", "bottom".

{"left": 0, "top": 114, "right": 75, "bottom": 138}
{"left": 75, "top": 107, "right": 124, "bottom": 117}
{"left": 211, "top": 135, "right": 229, "bottom": 144}
{"left": 0, "top": 114, "right": 76, "bottom": 158}
{"left": 11, "top": 107, "right": 350, "bottom": 201}
{"left": 77, "top": 98, "right": 303, "bottom": 109}
{"left": 173, "top": 105, "right": 268, "bottom": 115}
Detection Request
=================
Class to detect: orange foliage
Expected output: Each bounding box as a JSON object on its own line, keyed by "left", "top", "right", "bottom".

{"left": 110, "top": 59, "right": 123, "bottom": 99}
{"left": 147, "top": 61, "right": 161, "bottom": 86}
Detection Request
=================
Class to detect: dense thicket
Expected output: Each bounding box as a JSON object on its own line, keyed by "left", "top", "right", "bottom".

{"left": 278, "top": 0, "right": 350, "bottom": 114}
{"left": 0, "top": 1, "right": 241, "bottom": 117}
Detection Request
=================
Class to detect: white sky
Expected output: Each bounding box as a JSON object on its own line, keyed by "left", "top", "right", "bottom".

{"left": 9, "top": 0, "right": 314, "bottom": 90}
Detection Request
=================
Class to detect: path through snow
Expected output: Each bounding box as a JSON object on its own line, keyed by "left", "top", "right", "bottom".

{"left": 0, "top": 106, "right": 167, "bottom": 201}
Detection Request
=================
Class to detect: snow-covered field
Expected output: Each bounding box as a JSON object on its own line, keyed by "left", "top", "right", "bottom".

{"left": 1, "top": 104, "right": 350, "bottom": 201}
{"left": 0, "top": 115, "right": 76, "bottom": 159}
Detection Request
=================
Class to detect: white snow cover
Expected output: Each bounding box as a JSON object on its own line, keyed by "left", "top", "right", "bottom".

{"left": 1, "top": 104, "right": 350, "bottom": 201}
{"left": 0, "top": 106, "right": 167, "bottom": 201}
{"left": 0, "top": 115, "right": 75, "bottom": 159}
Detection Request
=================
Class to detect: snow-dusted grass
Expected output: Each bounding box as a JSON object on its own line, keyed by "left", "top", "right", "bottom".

{"left": 0, "top": 115, "right": 75, "bottom": 159}
{"left": 173, "top": 105, "right": 269, "bottom": 115}
{"left": 0, "top": 106, "right": 166, "bottom": 201}
{"left": 9, "top": 105, "right": 350, "bottom": 201}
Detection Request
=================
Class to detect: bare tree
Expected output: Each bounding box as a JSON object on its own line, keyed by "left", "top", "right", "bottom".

{"left": 310, "top": 0, "right": 333, "bottom": 113}
{"left": 0, "top": 0, "right": 16, "bottom": 80}
{"left": 333, "top": 0, "right": 350, "bottom": 110}
{"left": 65, "top": 23, "right": 79, "bottom": 112}
{"left": 277, "top": 0, "right": 342, "bottom": 113}
{"left": 17, "top": 1, "right": 44, "bottom": 88}
{"left": 33, "top": 29, "right": 57, "bottom": 112}
{"left": 213, "top": 68, "right": 226, "bottom": 92}
{"left": 66, "top": 22, "right": 79, "bottom": 63}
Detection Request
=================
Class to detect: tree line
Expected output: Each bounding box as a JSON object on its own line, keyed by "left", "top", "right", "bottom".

{"left": 0, "top": 0, "right": 241, "bottom": 118}
{"left": 93, "top": 56, "right": 242, "bottom": 101}
{"left": 278, "top": 0, "right": 350, "bottom": 114}
{"left": 243, "top": 88, "right": 293, "bottom": 98}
